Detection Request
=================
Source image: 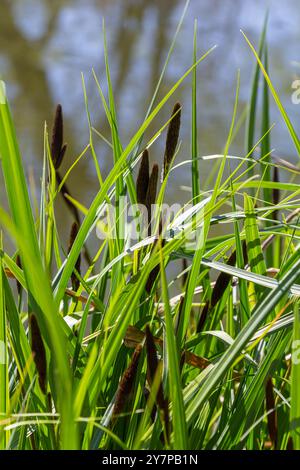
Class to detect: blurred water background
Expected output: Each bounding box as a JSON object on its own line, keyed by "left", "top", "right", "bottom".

{"left": 1, "top": 0, "right": 300, "bottom": 247}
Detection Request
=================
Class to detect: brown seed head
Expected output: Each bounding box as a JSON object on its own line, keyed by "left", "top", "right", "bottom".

{"left": 29, "top": 314, "right": 47, "bottom": 394}
{"left": 145, "top": 218, "right": 164, "bottom": 293}
{"left": 162, "top": 102, "right": 181, "bottom": 181}
{"left": 287, "top": 436, "right": 294, "bottom": 450}
{"left": 211, "top": 250, "right": 237, "bottom": 308}
{"left": 112, "top": 345, "right": 142, "bottom": 421}
{"left": 145, "top": 325, "right": 159, "bottom": 384}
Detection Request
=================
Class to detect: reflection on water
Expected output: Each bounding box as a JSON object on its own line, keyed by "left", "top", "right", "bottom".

{"left": 1, "top": 0, "right": 300, "bottom": 239}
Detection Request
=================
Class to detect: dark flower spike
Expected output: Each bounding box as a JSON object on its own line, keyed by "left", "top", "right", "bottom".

{"left": 68, "top": 222, "right": 81, "bottom": 291}
{"left": 265, "top": 376, "right": 278, "bottom": 449}
{"left": 211, "top": 241, "right": 248, "bottom": 309}
{"left": 145, "top": 218, "right": 164, "bottom": 293}
{"left": 51, "top": 104, "right": 68, "bottom": 170}
{"left": 211, "top": 250, "right": 237, "bottom": 308}
{"left": 29, "top": 314, "right": 47, "bottom": 395}
{"left": 182, "top": 258, "right": 188, "bottom": 287}
{"left": 124, "top": 325, "right": 209, "bottom": 370}
{"left": 112, "top": 345, "right": 142, "bottom": 422}
{"left": 145, "top": 163, "right": 159, "bottom": 236}
{"left": 145, "top": 325, "right": 170, "bottom": 442}
{"left": 145, "top": 325, "right": 159, "bottom": 385}
{"left": 175, "top": 296, "right": 184, "bottom": 334}
{"left": 50, "top": 105, "right": 92, "bottom": 269}
{"left": 68, "top": 221, "right": 79, "bottom": 251}
{"left": 136, "top": 149, "right": 149, "bottom": 206}
{"left": 143, "top": 387, "right": 157, "bottom": 423}
{"left": 162, "top": 102, "right": 181, "bottom": 181}
{"left": 196, "top": 300, "right": 210, "bottom": 333}
{"left": 197, "top": 241, "right": 248, "bottom": 332}
{"left": 146, "top": 164, "right": 159, "bottom": 212}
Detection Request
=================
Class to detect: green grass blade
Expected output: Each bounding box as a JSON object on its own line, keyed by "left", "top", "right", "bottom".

{"left": 159, "top": 243, "right": 187, "bottom": 449}
{"left": 242, "top": 30, "right": 300, "bottom": 158}
{"left": 186, "top": 252, "right": 300, "bottom": 423}
{"left": 191, "top": 19, "right": 200, "bottom": 204}
{"left": 290, "top": 301, "right": 300, "bottom": 449}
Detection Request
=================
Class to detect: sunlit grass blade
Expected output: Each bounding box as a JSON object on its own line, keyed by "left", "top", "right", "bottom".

{"left": 177, "top": 71, "right": 240, "bottom": 346}
{"left": 159, "top": 243, "right": 187, "bottom": 449}
{"left": 191, "top": 19, "right": 200, "bottom": 204}
{"left": 245, "top": 13, "right": 268, "bottom": 169}
{"left": 290, "top": 301, "right": 300, "bottom": 449}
